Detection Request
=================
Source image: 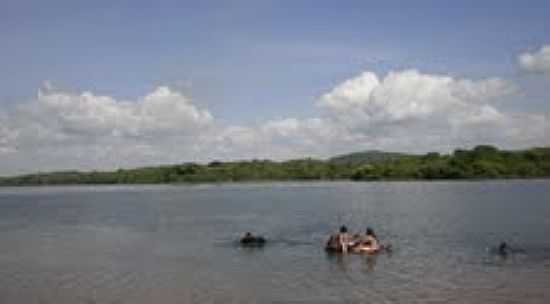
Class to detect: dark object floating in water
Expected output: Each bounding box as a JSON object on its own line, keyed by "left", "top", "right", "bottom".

{"left": 240, "top": 232, "right": 266, "bottom": 246}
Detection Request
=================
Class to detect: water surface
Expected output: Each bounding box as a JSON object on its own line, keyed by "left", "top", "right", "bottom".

{"left": 1, "top": 181, "right": 549, "bottom": 303}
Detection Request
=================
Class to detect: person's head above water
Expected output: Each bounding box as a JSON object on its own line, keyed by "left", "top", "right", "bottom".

{"left": 499, "top": 241, "right": 508, "bottom": 252}
{"left": 366, "top": 227, "right": 375, "bottom": 236}
{"left": 339, "top": 225, "right": 348, "bottom": 233}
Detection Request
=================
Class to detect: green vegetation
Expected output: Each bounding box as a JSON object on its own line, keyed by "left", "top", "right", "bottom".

{"left": 329, "top": 150, "right": 407, "bottom": 165}
{"left": 1, "top": 146, "right": 549, "bottom": 186}
{"left": 350, "top": 146, "right": 550, "bottom": 180}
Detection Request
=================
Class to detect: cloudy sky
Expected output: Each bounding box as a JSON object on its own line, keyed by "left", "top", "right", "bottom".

{"left": 1, "top": 0, "right": 549, "bottom": 175}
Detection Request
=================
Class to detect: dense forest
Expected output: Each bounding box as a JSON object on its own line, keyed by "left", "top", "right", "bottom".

{"left": 1, "top": 145, "right": 549, "bottom": 186}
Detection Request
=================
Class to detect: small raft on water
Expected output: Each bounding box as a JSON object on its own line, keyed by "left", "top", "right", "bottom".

{"left": 324, "top": 235, "right": 391, "bottom": 254}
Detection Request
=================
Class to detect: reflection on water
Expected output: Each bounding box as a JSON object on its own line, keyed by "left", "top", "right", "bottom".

{"left": 0, "top": 181, "right": 549, "bottom": 303}
{"left": 325, "top": 251, "right": 382, "bottom": 274}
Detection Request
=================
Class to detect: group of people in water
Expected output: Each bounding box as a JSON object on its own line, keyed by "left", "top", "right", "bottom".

{"left": 240, "top": 228, "right": 517, "bottom": 258}
{"left": 240, "top": 226, "right": 386, "bottom": 254}
{"left": 325, "top": 226, "right": 385, "bottom": 254}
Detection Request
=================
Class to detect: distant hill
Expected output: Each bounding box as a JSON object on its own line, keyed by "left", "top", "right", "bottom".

{"left": 329, "top": 150, "right": 411, "bottom": 164}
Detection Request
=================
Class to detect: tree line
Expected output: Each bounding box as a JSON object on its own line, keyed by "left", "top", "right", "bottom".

{"left": 0, "top": 145, "right": 549, "bottom": 186}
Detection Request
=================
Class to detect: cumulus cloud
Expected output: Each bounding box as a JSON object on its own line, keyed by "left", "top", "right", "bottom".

{"left": 202, "top": 118, "right": 354, "bottom": 161}
{"left": 315, "top": 69, "right": 536, "bottom": 152}
{"left": 319, "top": 71, "right": 380, "bottom": 112}
{"left": 8, "top": 85, "right": 213, "bottom": 148}
{"left": 0, "top": 85, "right": 216, "bottom": 174}
{"left": 0, "top": 116, "right": 17, "bottom": 154}
{"left": 0, "top": 69, "right": 548, "bottom": 175}
{"left": 320, "top": 70, "right": 515, "bottom": 124}
{"left": 38, "top": 85, "right": 212, "bottom": 138}
{"left": 518, "top": 45, "right": 550, "bottom": 73}
{"left": 209, "top": 65, "right": 546, "bottom": 158}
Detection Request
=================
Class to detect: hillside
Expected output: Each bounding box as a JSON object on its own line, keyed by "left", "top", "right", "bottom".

{"left": 329, "top": 150, "right": 410, "bottom": 164}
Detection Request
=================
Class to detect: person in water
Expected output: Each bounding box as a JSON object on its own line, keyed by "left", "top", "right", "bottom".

{"left": 366, "top": 227, "right": 379, "bottom": 248}
{"left": 337, "top": 225, "right": 354, "bottom": 253}
{"left": 325, "top": 233, "right": 339, "bottom": 252}
{"left": 498, "top": 241, "right": 508, "bottom": 256}
{"left": 325, "top": 226, "right": 385, "bottom": 254}
{"left": 353, "top": 227, "right": 380, "bottom": 253}
{"left": 240, "top": 232, "right": 266, "bottom": 245}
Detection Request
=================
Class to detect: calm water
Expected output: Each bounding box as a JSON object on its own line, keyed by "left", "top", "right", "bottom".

{"left": 0, "top": 181, "right": 549, "bottom": 304}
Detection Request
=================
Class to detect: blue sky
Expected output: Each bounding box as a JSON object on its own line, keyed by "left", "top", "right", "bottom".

{"left": 2, "top": 1, "right": 549, "bottom": 120}
{"left": 1, "top": 1, "right": 549, "bottom": 174}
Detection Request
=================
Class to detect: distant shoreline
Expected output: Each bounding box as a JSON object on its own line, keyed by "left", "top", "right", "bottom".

{"left": 1, "top": 145, "right": 549, "bottom": 186}
{"left": 2, "top": 177, "right": 550, "bottom": 188}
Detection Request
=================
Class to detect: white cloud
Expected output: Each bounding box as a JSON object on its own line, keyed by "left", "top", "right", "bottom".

{"left": 320, "top": 69, "right": 515, "bottom": 125}
{"left": 0, "top": 69, "right": 548, "bottom": 176}
{"left": 0, "top": 85, "right": 216, "bottom": 174}
{"left": 317, "top": 69, "right": 545, "bottom": 152}
{"left": 518, "top": 45, "right": 550, "bottom": 73}
{"left": 8, "top": 85, "right": 214, "bottom": 149}
{"left": 203, "top": 119, "right": 354, "bottom": 161}
{"left": 0, "top": 116, "right": 17, "bottom": 154}
{"left": 319, "top": 71, "right": 380, "bottom": 112}
{"left": 39, "top": 85, "right": 213, "bottom": 138}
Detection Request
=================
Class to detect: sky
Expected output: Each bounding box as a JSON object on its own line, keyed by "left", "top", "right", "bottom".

{"left": 1, "top": 0, "right": 550, "bottom": 175}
